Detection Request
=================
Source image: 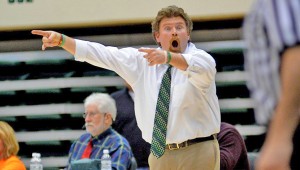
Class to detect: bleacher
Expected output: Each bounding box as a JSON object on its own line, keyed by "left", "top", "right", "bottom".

{"left": 0, "top": 22, "right": 265, "bottom": 169}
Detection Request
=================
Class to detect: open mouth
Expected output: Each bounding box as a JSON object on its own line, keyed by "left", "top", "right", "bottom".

{"left": 172, "top": 40, "right": 179, "bottom": 48}
{"left": 169, "top": 38, "right": 181, "bottom": 52}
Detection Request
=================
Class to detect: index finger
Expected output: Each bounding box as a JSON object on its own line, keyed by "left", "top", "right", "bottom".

{"left": 31, "top": 30, "right": 50, "bottom": 37}
{"left": 138, "top": 48, "right": 156, "bottom": 54}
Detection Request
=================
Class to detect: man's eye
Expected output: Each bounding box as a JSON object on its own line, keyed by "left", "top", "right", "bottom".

{"left": 176, "top": 26, "right": 183, "bottom": 30}
{"left": 164, "top": 27, "right": 171, "bottom": 31}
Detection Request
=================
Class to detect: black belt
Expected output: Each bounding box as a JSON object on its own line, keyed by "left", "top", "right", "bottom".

{"left": 166, "top": 135, "right": 214, "bottom": 150}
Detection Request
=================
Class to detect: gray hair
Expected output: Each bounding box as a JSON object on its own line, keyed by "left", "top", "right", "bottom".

{"left": 84, "top": 93, "right": 117, "bottom": 121}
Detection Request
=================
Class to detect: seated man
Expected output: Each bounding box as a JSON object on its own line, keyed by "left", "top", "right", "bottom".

{"left": 66, "top": 93, "right": 133, "bottom": 170}
{"left": 218, "top": 122, "right": 250, "bottom": 170}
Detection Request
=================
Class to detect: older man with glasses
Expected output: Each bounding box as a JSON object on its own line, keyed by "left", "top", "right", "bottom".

{"left": 66, "top": 93, "right": 133, "bottom": 170}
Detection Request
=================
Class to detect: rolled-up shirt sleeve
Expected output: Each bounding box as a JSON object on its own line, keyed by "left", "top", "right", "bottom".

{"left": 181, "top": 50, "right": 217, "bottom": 91}
{"left": 74, "top": 39, "right": 88, "bottom": 62}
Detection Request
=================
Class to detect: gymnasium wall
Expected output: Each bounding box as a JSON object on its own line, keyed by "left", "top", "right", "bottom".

{"left": 0, "top": 0, "right": 254, "bottom": 31}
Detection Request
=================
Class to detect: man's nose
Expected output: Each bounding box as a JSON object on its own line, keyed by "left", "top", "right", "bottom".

{"left": 172, "top": 27, "right": 178, "bottom": 36}
{"left": 85, "top": 115, "right": 92, "bottom": 122}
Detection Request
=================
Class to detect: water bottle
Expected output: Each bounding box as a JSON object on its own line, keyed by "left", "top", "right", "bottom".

{"left": 101, "top": 149, "right": 112, "bottom": 170}
{"left": 30, "top": 152, "right": 43, "bottom": 170}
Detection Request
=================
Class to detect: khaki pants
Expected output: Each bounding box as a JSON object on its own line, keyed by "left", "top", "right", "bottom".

{"left": 149, "top": 138, "right": 220, "bottom": 170}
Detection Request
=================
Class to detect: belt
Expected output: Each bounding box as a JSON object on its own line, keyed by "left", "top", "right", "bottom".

{"left": 166, "top": 135, "right": 214, "bottom": 150}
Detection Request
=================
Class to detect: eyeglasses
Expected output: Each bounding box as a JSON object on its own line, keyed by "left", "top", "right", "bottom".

{"left": 83, "top": 112, "right": 100, "bottom": 118}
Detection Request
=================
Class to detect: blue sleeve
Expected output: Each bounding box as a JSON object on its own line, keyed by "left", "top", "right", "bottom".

{"left": 110, "top": 145, "right": 133, "bottom": 170}
{"left": 67, "top": 143, "right": 76, "bottom": 170}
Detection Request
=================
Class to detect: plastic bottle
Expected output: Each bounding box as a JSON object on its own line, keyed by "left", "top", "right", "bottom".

{"left": 30, "top": 152, "right": 43, "bottom": 170}
{"left": 101, "top": 149, "right": 112, "bottom": 170}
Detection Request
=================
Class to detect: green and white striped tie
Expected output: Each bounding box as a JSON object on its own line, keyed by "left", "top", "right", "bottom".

{"left": 151, "top": 65, "right": 172, "bottom": 158}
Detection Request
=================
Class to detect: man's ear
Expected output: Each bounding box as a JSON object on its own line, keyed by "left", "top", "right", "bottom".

{"left": 105, "top": 113, "right": 113, "bottom": 122}
{"left": 155, "top": 32, "right": 160, "bottom": 44}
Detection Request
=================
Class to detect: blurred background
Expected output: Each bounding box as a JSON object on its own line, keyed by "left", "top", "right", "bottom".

{"left": 0, "top": 0, "right": 264, "bottom": 169}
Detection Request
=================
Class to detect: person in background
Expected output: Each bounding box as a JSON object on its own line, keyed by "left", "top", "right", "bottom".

{"left": 32, "top": 5, "right": 220, "bottom": 169}
{"left": 0, "top": 121, "right": 26, "bottom": 170}
{"left": 243, "top": 0, "right": 300, "bottom": 169}
{"left": 66, "top": 93, "right": 133, "bottom": 170}
{"left": 217, "top": 122, "right": 250, "bottom": 170}
{"left": 111, "top": 82, "right": 150, "bottom": 170}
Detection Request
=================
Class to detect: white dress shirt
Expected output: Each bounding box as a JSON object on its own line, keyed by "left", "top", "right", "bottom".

{"left": 75, "top": 40, "right": 220, "bottom": 144}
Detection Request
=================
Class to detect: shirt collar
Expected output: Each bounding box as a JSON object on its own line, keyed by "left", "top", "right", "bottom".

{"left": 90, "top": 127, "right": 113, "bottom": 142}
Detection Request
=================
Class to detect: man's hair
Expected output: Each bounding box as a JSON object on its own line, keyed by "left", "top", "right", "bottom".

{"left": 84, "top": 93, "right": 117, "bottom": 121}
{"left": 0, "top": 121, "right": 20, "bottom": 159}
{"left": 151, "top": 5, "right": 193, "bottom": 45}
